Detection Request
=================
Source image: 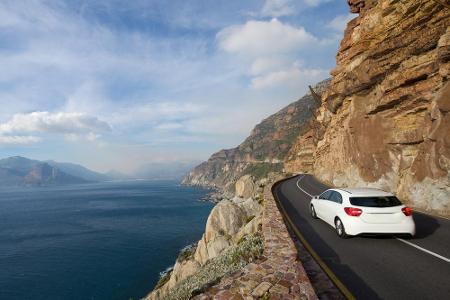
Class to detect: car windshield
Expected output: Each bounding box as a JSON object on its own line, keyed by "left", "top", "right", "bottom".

{"left": 349, "top": 196, "right": 402, "bottom": 207}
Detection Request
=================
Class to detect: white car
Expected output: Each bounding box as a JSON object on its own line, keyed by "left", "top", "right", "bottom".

{"left": 310, "top": 188, "right": 415, "bottom": 238}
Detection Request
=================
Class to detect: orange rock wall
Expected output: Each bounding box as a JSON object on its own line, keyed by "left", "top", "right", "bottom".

{"left": 286, "top": 0, "right": 450, "bottom": 216}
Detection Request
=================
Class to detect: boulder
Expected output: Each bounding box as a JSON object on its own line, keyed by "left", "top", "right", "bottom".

{"left": 235, "top": 175, "right": 256, "bottom": 199}
{"left": 237, "top": 198, "right": 262, "bottom": 218}
{"left": 234, "top": 216, "right": 262, "bottom": 243}
{"left": 194, "top": 234, "right": 232, "bottom": 265}
{"left": 204, "top": 199, "right": 247, "bottom": 243}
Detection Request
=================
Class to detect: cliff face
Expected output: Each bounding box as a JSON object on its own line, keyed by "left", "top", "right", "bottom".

{"left": 183, "top": 79, "right": 330, "bottom": 189}
{"left": 186, "top": 0, "right": 450, "bottom": 215}
{"left": 288, "top": 0, "right": 450, "bottom": 215}
{"left": 147, "top": 175, "right": 266, "bottom": 300}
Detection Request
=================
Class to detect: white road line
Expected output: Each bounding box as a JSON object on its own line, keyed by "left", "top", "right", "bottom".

{"left": 295, "top": 174, "right": 450, "bottom": 264}
{"left": 396, "top": 238, "right": 450, "bottom": 263}
{"left": 296, "top": 174, "right": 313, "bottom": 197}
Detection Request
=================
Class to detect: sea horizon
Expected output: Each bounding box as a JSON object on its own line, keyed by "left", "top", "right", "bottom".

{"left": 0, "top": 180, "right": 213, "bottom": 300}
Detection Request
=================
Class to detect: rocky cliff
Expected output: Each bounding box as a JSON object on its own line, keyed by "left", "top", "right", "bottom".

{"left": 286, "top": 0, "right": 450, "bottom": 216}
{"left": 183, "top": 79, "right": 330, "bottom": 190}
{"left": 146, "top": 175, "right": 266, "bottom": 300}
{"left": 186, "top": 0, "right": 450, "bottom": 216}
{"left": 147, "top": 2, "right": 450, "bottom": 298}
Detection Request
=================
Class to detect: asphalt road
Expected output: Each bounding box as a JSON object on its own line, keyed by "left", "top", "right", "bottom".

{"left": 273, "top": 174, "right": 450, "bottom": 300}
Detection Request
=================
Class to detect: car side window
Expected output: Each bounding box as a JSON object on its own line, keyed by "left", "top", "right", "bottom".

{"left": 330, "top": 191, "right": 343, "bottom": 204}
{"left": 319, "top": 190, "right": 332, "bottom": 200}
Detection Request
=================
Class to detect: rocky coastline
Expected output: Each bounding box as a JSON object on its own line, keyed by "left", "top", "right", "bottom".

{"left": 145, "top": 0, "right": 450, "bottom": 298}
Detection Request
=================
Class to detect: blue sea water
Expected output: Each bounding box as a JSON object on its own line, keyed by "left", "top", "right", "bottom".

{"left": 0, "top": 180, "right": 213, "bottom": 300}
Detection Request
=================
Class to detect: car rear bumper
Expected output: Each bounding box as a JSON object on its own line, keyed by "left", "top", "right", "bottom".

{"left": 344, "top": 217, "right": 416, "bottom": 236}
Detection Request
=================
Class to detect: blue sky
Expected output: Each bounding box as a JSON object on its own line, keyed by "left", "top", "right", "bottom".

{"left": 0, "top": 0, "right": 354, "bottom": 173}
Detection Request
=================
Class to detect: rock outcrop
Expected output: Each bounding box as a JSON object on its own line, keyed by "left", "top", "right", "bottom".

{"left": 287, "top": 0, "right": 450, "bottom": 216}
{"left": 235, "top": 174, "right": 256, "bottom": 199}
{"left": 146, "top": 175, "right": 266, "bottom": 299}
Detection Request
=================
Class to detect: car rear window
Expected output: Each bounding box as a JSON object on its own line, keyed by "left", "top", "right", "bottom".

{"left": 349, "top": 196, "right": 402, "bottom": 207}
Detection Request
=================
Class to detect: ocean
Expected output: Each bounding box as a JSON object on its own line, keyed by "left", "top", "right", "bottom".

{"left": 0, "top": 180, "right": 213, "bottom": 300}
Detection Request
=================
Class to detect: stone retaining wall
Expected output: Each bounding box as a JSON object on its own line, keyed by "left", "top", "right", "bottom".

{"left": 193, "top": 181, "right": 317, "bottom": 299}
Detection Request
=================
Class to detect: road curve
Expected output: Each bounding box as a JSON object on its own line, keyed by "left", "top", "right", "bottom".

{"left": 273, "top": 174, "right": 450, "bottom": 300}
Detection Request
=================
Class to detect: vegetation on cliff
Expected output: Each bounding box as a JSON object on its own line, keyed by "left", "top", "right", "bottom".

{"left": 160, "top": 233, "right": 263, "bottom": 300}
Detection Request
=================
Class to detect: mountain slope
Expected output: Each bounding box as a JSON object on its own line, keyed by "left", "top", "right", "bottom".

{"left": 46, "top": 160, "right": 109, "bottom": 182}
{"left": 183, "top": 79, "right": 330, "bottom": 190}
{"left": 0, "top": 156, "right": 91, "bottom": 186}
{"left": 184, "top": 0, "right": 449, "bottom": 216}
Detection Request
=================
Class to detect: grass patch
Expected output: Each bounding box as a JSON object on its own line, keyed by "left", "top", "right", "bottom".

{"left": 242, "top": 163, "right": 283, "bottom": 180}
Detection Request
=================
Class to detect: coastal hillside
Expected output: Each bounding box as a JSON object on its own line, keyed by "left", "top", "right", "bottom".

{"left": 185, "top": 0, "right": 450, "bottom": 216}
{"left": 183, "top": 79, "right": 330, "bottom": 190}
{"left": 0, "top": 156, "right": 96, "bottom": 186}
{"left": 148, "top": 1, "right": 449, "bottom": 299}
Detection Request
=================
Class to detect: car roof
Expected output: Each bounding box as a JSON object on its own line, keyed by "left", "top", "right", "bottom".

{"left": 330, "top": 188, "right": 394, "bottom": 197}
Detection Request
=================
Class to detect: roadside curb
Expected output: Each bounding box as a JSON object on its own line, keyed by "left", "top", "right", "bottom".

{"left": 194, "top": 176, "right": 318, "bottom": 299}
{"left": 271, "top": 176, "right": 355, "bottom": 300}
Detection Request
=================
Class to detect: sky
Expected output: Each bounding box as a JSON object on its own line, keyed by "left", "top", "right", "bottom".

{"left": 0, "top": 0, "right": 354, "bottom": 173}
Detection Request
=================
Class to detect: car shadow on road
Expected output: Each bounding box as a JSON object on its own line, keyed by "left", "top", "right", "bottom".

{"left": 411, "top": 212, "right": 440, "bottom": 239}
{"left": 274, "top": 186, "right": 382, "bottom": 300}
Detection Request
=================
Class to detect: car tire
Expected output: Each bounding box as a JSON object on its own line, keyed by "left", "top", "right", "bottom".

{"left": 335, "top": 218, "right": 348, "bottom": 238}
{"left": 310, "top": 205, "right": 318, "bottom": 219}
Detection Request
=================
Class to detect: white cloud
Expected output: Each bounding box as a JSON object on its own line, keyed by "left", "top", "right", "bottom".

{"left": 217, "top": 18, "right": 328, "bottom": 91}
{"left": 249, "top": 57, "right": 291, "bottom": 76}
{"left": 259, "top": 0, "right": 335, "bottom": 17}
{"left": 261, "top": 0, "right": 295, "bottom": 17}
{"left": 251, "top": 67, "right": 328, "bottom": 89}
{"left": 155, "top": 122, "right": 184, "bottom": 131}
{"left": 327, "top": 13, "right": 354, "bottom": 32}
{"left": 0, "top": 0, "right": 342, "bottom": 169}
{"left": 217, "top": 18, "right": 317, "bottom": 57}
{"left": 0, "top": 112, "right": 111, "bottom": 134}
{"left": 0, "top": 135, "right": 42, "bottom": 145}
{"left": 303, "top": 0, "right": 334, "bottom": 7}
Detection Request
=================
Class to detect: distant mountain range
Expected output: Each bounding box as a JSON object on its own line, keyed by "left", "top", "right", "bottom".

{"left": 0, "top": 156, "right": 199, "bottom": 186}
{"left": 0, "top": 156, "right": 93, "bottom": 186}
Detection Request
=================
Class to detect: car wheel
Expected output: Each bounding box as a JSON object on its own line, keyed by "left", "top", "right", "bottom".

{"left": 335, "top": 218, "right": 348, "bottom": 238}
{"left": 310, "top": 205, "right": 318, "bottom": 219}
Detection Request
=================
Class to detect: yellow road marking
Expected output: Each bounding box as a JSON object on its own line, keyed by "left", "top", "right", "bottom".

{"left": 273, "top": 181, "right": 356, "bottom": 300}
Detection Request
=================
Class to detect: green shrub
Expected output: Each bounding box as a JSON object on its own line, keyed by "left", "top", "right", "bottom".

{"left": 162, "top": 233, "right": 264, "bottom": 300}
{"left": 243, "top": 163, "right": 283, "bottom": 180}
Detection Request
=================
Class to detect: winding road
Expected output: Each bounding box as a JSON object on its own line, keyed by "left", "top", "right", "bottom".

{"left": 273, "top": 174, "right": 450, "bottom": 300}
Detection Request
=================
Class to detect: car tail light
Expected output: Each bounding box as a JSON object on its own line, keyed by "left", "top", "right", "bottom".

{"left": 402, "top": 206, "right": 413, "bottom": 216}
{"left": 344, "top": 207, "right": 362, "bottom": 216}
